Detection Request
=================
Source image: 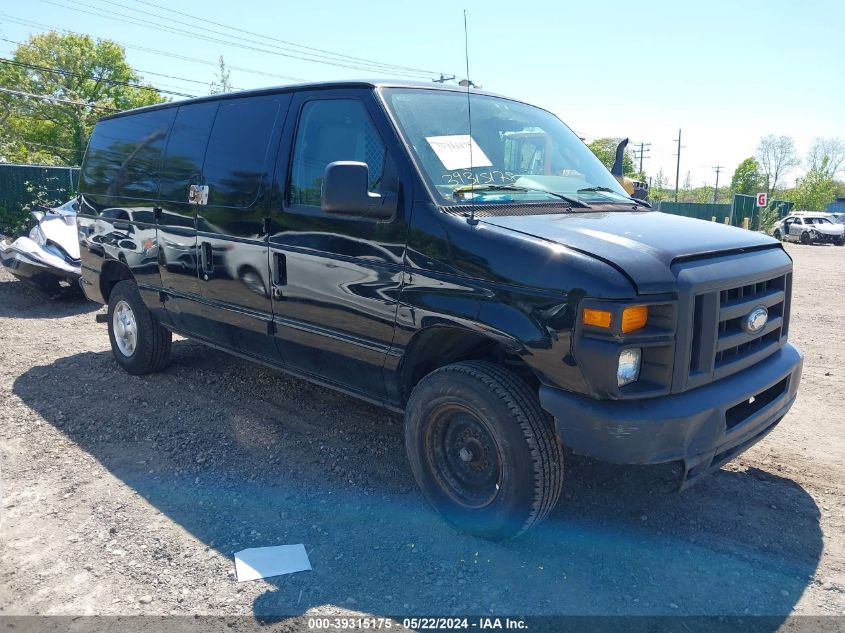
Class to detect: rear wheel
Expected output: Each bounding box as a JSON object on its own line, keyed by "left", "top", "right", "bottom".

{"left": 404, "top": 361, "right": 563, "bottom": 540}
{"left": 107, "top": 280, "right": 172, "bottom": 375}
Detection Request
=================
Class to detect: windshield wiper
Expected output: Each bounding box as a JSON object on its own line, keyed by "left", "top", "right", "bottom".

{"left": 453, "top": 184, "right": 591, "bottom": 208}
{"left": 577, "top": 186, "right": 652, "bottom": 209}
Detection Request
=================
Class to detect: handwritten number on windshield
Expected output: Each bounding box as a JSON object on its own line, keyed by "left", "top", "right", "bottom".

{"left": 443, "top": 171, "right": 516, "bottom": 186}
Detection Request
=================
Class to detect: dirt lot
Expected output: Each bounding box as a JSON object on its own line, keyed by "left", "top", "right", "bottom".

{"left": 1, "top": 243, "right": 844, "bottom": 623}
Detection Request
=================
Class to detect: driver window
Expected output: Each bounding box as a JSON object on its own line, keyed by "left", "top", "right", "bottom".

{"left": 289, "top": 99, "right": 388, "bottom": 208}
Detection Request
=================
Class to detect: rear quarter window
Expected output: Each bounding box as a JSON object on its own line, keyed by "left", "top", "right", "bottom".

{"left": 203, "top": 96, "right": 284, "bottom": 208}
{"left": 159, "top": 101, "right": 219, "bottom": 203}
{"left": 80, "top": 108, "right": 175, "bottom": 200}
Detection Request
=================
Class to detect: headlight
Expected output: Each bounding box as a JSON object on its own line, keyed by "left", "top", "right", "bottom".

{"left": 617, "top": 348, "right": 642, "bottom": 387}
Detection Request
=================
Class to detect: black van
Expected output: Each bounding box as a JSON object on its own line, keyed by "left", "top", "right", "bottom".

{"left": 77, "top": 80, "right": 803, "bottom": 539}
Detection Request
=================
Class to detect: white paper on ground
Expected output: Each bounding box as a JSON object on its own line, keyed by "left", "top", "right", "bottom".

{"left": 425, "top": 135, "right": 492, "bottom": 170}
{"left": 234, "top": 544, "right": 312, "bottom": 582}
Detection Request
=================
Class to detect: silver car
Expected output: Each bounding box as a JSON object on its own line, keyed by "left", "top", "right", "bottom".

{"left": 772, "top": 213, "right": 845, "bottom": 245}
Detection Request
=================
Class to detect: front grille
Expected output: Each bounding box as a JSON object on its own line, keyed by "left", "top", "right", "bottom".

{"left": 686, "top": 271, "right": 791, "bottom": 387}
{"left": 714, "top": 274, "right": 788, "bottom": 370}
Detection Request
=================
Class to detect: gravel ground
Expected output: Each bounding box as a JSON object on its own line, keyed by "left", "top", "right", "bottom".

{"left": 1, "top": 243, "right": 844, "bottom": 622}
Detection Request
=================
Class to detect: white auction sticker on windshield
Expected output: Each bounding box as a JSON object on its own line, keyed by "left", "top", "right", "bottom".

{"left": 425, "top": 135, "right": 492, "bottom": 170}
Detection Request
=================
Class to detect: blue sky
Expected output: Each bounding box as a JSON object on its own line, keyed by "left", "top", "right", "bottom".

{"left": 2, "top": 0, "right": 843, "bottom": 187}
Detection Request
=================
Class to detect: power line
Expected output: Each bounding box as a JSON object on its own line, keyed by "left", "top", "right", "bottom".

{"left": 0, "top": 26, "right": 307, "bottom": 84}
{"left": 632, "top": 142, "right": 651, "bottom": 173}
{"left": 34, "top": 0, "right": 441, "bottom": 79}
{"left": 0, "top": 57, "right": 197, "bottom": 98}
{"left": 713, "top": 165, "right": 724, "bottom": 203}
{"left": 0, "top": 86, "right": 116, "bottom": 111}
{"left": 0, "top": 38, "right": 222, "bottom": 92}
{"left": 673, "top": 129, "right": 683, "bottom": 202}
{"left": 123, "top": 0, "right": 446, "bottom": 77}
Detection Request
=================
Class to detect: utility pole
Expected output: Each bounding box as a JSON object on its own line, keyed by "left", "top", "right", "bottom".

{"left": 712, "top": 165, "right": 724, "bottom": 203}
{"left": 432, "top": 74, "right": 456, "bottom": 83}
{"left": 674, "top": 129, "right": 682, "bottom": 202}
{"left": 633, "top": 142, "right": 651, "bottom": 173}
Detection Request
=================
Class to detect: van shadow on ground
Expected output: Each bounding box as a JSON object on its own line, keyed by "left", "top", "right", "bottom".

{"left": 0, "top": 275, "right": 97, "bottom": 319}
{"left": 12, "top": 342, "right": 822, "bottom": 626}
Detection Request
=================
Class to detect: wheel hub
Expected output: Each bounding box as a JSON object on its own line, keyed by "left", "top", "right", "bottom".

{"left": 112, "top": 299, "right": 138, "bottom": 357}
{"left": 428, "top": 407, "right": 502, "bottom": 509}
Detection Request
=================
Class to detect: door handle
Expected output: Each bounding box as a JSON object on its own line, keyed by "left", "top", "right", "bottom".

{"left": 271, "top": 252, "right": 286, "bottom": 300}
{"left": 199, "top": 241, "right": 213, "bottom": 279}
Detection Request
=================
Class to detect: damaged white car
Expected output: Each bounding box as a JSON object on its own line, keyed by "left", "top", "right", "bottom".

{"left": 0, "top": 199, "right": 82, "bottom": 293}
{"left": 772, "top": 213, "right": 845, "bottom": 246}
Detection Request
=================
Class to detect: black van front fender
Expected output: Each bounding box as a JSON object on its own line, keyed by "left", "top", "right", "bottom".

{"left": 388, "top": 273, "right": 596, "bottom": 405}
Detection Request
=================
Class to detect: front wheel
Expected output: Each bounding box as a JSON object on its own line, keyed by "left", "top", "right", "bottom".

{"left": 404, "top": 361, "right": 564, "bottom": 540}
{"left": 800, "top": 231, "right": 811, "bottom": 245}
{"left": 772, "top": 229, "right": 782, "bottom": 241}
{"left": 107, "top": 280, "right": 172, "bottom": 375}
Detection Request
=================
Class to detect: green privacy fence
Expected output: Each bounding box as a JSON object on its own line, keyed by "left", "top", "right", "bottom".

{"left": 657, "top": 195, "right": 794, "bottom": 229}
{"left": 731, "top": 194, "right": 793, "bottom": 229}
{"left": 0, "top": 163, "right": 79, "bottom": 236}
{"left": 656, "top": 201, "right": 732, "bottom": 222}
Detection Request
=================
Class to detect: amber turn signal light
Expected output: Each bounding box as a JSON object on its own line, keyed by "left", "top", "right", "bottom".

{"left": 582, "top": 308, "right": 612, "bottom": 328}
{"left": 621, "top": 305, "right": 648, "bottom": 333}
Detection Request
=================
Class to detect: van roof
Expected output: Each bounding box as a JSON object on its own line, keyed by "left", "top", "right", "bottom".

{"left": 99, "top": 79, "right": 507, "bottom": 121}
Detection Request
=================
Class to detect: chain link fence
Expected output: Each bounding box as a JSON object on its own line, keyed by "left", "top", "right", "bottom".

{"left": 0, "top": 163, "right": 79, "bottom": 237}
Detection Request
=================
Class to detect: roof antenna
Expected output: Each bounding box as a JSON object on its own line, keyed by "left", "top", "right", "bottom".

{"left": 463, "top": 9, "right": 478, "bottom": 226}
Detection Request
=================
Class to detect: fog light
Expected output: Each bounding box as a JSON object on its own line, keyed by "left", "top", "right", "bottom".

{"left": 617, "top": 348, "right": 642, "bottom": 387}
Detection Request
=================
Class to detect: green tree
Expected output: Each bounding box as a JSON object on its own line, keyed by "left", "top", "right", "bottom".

{"left": 730, "top": 157, "right": 763, "bottom": 195}
{"left": 787, "top": 170, "right": 837, "bottom": 211}
{"left": 755, "top": 135, "right": 799, "bottom": 199}
{"left": 648, "top": 167, "right": 669, "bottom": 202}
{"left": 0, "top": 31, "right": 165, "bottom": 166}
{"left": 208, "top": 56, "right": 233, "bottom": 95}
{"left": 693, "top": 184, "right": 713, "bottom": 204}
{"left": 587, "top": 138, "right": 635, "bottom": 175}
{"left": 806, "top": 137, "right": 845, "bottom": 179}
{"left": 781, "top": 139, "right": 845, "bottom": 211}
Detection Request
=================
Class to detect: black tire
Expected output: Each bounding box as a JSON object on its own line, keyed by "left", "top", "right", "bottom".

{"left": 800, "top": 231, "right": 811, "bottom": 245}
{"left": 836, "top": 238, "right": 844, "bottom": 247}
{"left": 405, "top": 361, "right": 564, "bottom": 540}
{"left": 107, "top": 280, "right": 172, "bottom": 375}
{"left": 772, "top": 229, "right": 782, "bottom": 241}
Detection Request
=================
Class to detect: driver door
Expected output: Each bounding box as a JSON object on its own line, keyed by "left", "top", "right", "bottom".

{"left": 267, "top": 89, "right": 411, "bottom": 401}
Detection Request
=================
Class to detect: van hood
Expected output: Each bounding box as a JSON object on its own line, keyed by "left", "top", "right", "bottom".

{"left": 481, "top": 210, "right": 780, "bottom": 294}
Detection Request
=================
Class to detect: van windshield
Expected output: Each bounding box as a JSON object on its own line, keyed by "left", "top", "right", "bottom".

{"left": 382, "top": 88, "right": 630, "bottom": 206}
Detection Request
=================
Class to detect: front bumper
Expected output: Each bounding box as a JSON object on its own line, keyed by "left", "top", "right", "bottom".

{"left": 539, "top": 343, "right": 803, "bottom": 487}
{"left": 809, "top": 232, "right": 843, "bottom": 243}
{"left": 1, "top": 238, "right": 81, "bottom": 285}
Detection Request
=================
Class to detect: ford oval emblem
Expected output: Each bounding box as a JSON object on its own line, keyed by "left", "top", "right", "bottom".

{"left": 743, "top": 306, "right": 768, "bottom": 334}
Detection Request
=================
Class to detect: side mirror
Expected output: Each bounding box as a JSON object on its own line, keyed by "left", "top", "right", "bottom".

{"left": 321, "top": 161, "right": 396, "bottom": 221}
